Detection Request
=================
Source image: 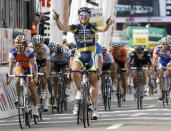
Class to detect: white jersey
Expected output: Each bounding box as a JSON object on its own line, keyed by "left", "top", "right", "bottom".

{"left": 35, "top": 44, "right": 50, "bottom": 60}
{"left": 103, "top": 52, "right": 114, "bottom": 64}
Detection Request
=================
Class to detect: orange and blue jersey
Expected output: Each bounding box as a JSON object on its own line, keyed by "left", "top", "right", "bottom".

{"left": 9, "top": 47, "right": 37, "bottom": 74}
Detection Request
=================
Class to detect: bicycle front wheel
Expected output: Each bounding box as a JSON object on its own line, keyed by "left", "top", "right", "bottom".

{"left": 18, "top": 87, "right": 25, "bottom": 129}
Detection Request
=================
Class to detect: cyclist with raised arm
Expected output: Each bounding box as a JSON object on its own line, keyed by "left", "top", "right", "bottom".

{"left": 152, "top": 37, "right": 171, "bottom": 101}
{"left": 109, "top": 43, "right": 128, "bottom": 101}
{"left": 128, "top": 45, "right": 152, "bottom": 99}
{"left": 53, "top": 7, "right": 112, "bottom": 119}
{"left": 50, "top": 44, "right": 70, "bottom": 109}
{"left": 5, "top": 35, "right": 39, "bottom": 116}
{"left": 32, "top": 34, "right": 51, "bottom": 112}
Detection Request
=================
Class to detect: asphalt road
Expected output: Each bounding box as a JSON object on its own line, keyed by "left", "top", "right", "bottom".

{"left": 0, "top": 87, "right": 171, "bottom": 131}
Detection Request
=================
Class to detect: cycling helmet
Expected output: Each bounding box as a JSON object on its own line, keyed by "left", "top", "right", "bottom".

{"left": 48, "top": 42, "right": 55, "bottom": 50}
{"left": 14, "top": 35, "right": 27, "bottom": 47}
{"left": 161, "top": 37, "right": 169, "bottom": 44}
{"left": 55, "top": 44, "right": 63, "bottom": 55}
{"left": 78, "top": 7, "right": 91, "bottom": 15}
{"left": 32, "top": 34, "right": 44, "bottom": 46}
{"left": 135, "top": 45, "right": 145, "bottom": 53}
{"left": 113, "top": 42, "right": 121, "bottom": 49}
{"left": 102, "top": 47, "right": 107, "bottom": 55}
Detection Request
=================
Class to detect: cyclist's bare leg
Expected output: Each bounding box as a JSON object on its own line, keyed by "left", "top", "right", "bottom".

{"left": 71, "top": 62, "right": 81, "bottom": 96}
{"left": 100, "top": 75, "right": 105, "bottom": 94}
{"left": 132, "top": 70, "right": 138, "bottom": 88}
{"left": 28, "top": 80, "right": 38, "bottom": 105}
{"left": 159, "top": 69, "right": 164, "bottom": 89}
{"left": 53, "top": 76, "right": 58, "bottom": 102}
{"left": 89, "top": 74, "right": 98, "bottom": 108}
{"left": 121, "top": 72, "right": 128, "bottom": 96}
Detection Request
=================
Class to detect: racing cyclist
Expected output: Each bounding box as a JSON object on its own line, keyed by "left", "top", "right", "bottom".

{"left": 109, "top": 43, "right": 128, "bottom": 101}
{"left": 128, "top": 45, "right": 152, "bottom": 99}
{"left": 5, "top": 35, "right": 39, "bottom": 116}
{"left": 50, "top": 44, "right": 70, "bottom": 109}
{"left": 152, "top": 37, "right": 171, "bottom": 101}
{"left": 32, "top": 34, "right": 51, "bottom": 112}
{"left": 53, "top": 7, "right": 112, "bottom": 119}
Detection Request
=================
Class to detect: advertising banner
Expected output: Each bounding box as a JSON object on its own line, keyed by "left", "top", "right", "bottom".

{"left": 133, "top": 29, "right": 149, "bottom": 45}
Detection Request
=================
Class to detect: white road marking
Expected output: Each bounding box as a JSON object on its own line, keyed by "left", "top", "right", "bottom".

{"left": 106, "top": 123, "right": 123, "bottom": 130}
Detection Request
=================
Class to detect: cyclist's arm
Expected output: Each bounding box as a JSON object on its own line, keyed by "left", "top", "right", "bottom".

{"left": 8, "top": 58, "right": 14, "bottom": 75}
{"left": 46, "top": 59, "right": 51, "bottom": 76}
{"left": 152, "top": 54, "right": 159, "bottom": 71}
{"left": 55, "top": 19, "right": 71, "bottom": 32}
{"left": 29, "top": 58, "right": 35, "bottom": 75}
{"left": 96, "top": 24, "right": 111, "bottom": 32}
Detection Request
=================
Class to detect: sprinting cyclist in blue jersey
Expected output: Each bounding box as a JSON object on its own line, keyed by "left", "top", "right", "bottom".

{"left": 152, "top": 37, "right": 171, "bottom": 101}
{"left": 53, "top": 7, "right": 112, "bottom": 119}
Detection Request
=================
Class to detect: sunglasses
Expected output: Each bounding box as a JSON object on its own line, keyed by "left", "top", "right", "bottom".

{"left": 136, "top": 51, "right": 144, "bottom": 54}
{"left": 15, "top": 46, "right": 25, "bottom": 49}
{"left": 34, "top": 44, "right": 42, "bottom": 47}
{"left": 79, "top": 14, "right": 89, "bottom": 17}
{"left": 162, "top": 42, "right": 168, "bottom": 45}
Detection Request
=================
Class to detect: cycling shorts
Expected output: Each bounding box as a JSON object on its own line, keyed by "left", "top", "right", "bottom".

{"left": 16, "top": 63, "right": 38, "bottom": 80}
{"left": 102, "top": 63, "right": 112, "bottom": 71}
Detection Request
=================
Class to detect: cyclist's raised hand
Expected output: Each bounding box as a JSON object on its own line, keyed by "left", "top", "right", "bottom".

{"left": 53, "top": 10, "right": 59, "bottom": 21}
{"left": 106, "top": 16, "right": 112, "bottom": 26}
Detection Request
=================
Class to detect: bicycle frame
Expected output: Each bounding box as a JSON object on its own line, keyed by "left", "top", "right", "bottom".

{"left": 130, "top": 67, "right": 148, "bottom": 110}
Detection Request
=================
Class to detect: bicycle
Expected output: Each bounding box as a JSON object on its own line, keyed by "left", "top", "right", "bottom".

{"left": 6, "top": 74, "right": 33, "bottom": 129}
{"left": 116, "top": 68, "right": 126, "bottom": 107}
{"left": 130, "top": 67, "right": 148, "bottom": 110}
{"left": 50, "top": 69, "right": 68, "bottom": 114}
{"left": 35, "top": 72, "right": 46, "bottom": 123}
{"left": 101, "top": 71, "right": 112, "bottom": 111}
{"left": 69, "top": 69, "right": 96, "bottom": 128}
{"left": 161, "top": 67, "right": 171, "bottom": 107}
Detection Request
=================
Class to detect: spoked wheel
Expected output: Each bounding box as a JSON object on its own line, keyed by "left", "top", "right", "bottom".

{"left": 137, "top": 96, "right": 140, "bottom": 110}
{"left": 18, "top": 89, "right": 25, "bottom": 129}
{"left": 38, "top": 107, "right": 43, "bottom": 122}
{"left": 83, "top": 106, "right": 87, "bottom": 128}
{"left": 77, "top": 103, "right": 81, "bottom": 124}
{"left": 26, "top": 111, "right": 32, "bottom": 128}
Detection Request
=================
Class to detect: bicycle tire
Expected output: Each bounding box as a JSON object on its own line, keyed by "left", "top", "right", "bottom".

{"left": 18, "top": 87, "right": 25, "bottom": 129}
{"left": 108, "top": 86, "right": 112, "bottom": 110}
{"left": 102, "top": 81, "right": 107, "bottom": 111}
{"left": 162, "top": 90, "right": 165, "bottom": 107}
{"left": 82, "top": 90, "right": 87, "bottom": 128}
{"left": 77, "top": 103, "right": 81, "bottom": 124}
